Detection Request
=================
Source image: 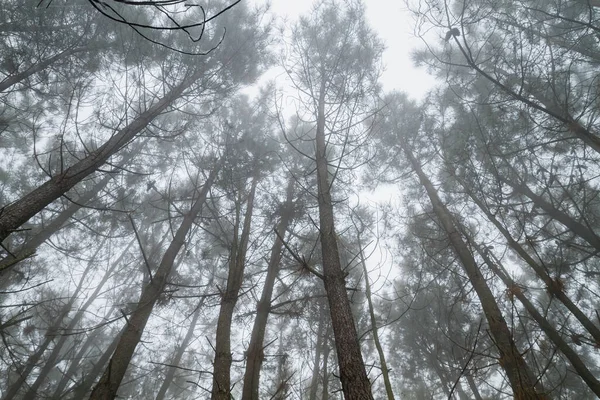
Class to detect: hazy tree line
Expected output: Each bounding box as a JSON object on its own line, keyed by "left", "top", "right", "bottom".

{"left": 1, "top": 0, "right": 599, "bottom": 399}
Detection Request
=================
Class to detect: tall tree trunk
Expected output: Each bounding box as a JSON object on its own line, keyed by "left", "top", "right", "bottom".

{"left": 0, "top": 236, "right": 107, "bottom": 400}
{"left": 357, "top": 235, "right": 395, "bottom": 400}
{"left": 308, "top": 301, "right": 326, "bottom": 400}
{"left": 211, "top": 172, "right": 259, "bottom": 400}
{"left": 314, "top": 78, "right": 373, "bottom": 400}
{"left": 0, "top": 46, "right": 89, "bottom": 92}
{"left": 472, "top": 239, "right": 600, "bottom": 396}
{"left": 400, "top": 140, "right": 544, "bottom": 399}
{"left": 241, "top": 178, "right": 295, "bottom": 400}
{"left": 155, "top": 272, "right": 214, "bottom": 400}
{"left": 89, "top": 165, "right": 219, "bottom": 400}
{"left": 457, "top": 176, "right": 600, "bottom": 344}
{"left": 0, "top": 69, "right": 204, "bottom": 243}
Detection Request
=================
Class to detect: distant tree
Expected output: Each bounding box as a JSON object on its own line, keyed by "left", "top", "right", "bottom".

{"left": 283, "top": 1, "right": 383, "bottom": 397}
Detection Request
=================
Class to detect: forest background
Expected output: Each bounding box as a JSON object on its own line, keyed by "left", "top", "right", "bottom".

{"left": 1, "top": 0, "right": 599, "bottom": 399}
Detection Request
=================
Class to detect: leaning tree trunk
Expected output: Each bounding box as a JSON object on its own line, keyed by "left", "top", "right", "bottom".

{"left": 400, "top": 139, "right": 545, "bottom": 399}
{"left": 89, "top": 165, "right": 219, "bottom": 400}
{"left": 0, "top": 68, "right": 204, "bottom": 243}
{"left": 314, "top": 78, "right": 373, "bottom": 399}
{"left": 241, "top": 177, "right": 295, "bottom": 400}
{"left": 211, "top": 171, "right": 259, "bottom": 400}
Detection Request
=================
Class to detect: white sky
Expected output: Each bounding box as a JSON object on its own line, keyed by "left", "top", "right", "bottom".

{"left": 261, "top": 0, "right": 437, "bottom": 99}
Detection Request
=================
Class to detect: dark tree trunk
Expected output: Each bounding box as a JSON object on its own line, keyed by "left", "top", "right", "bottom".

{"left": 241, "top": 178, "right": 295, "bottom": 400}
{"left": 401, "top": 140, "right": 545, "bottom": 399}
{"left": 0, "top": 174, "right": 111, "bottom": 278}
{"left": 314, "top": 79, "right": 373, "bottom": 400}
{"left": 89, "top": 165, "right": 218, "bottom": 400}
{"left": 211, "top": 173, "right": 259, "bottom": 400}
{"left": 0, "top": 69, "right": 203, "bottom": 243}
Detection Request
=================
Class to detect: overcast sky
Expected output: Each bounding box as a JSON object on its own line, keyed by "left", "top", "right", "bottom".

{"left": 260, "top": 0, "right": 437, "bottom": 99}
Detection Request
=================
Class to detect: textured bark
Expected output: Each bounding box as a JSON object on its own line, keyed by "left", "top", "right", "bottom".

{"left": 401, "top": 140, "right": 544, "bottom": 399}
{"left": 459, "top": 178, "right": 600, "bottom": 345}
{"left": 241, "top": 178, "right": 294, "bottom": 400}
{"left": 0, "top": 46, "right": 88, "bottom": 92}
{"left": 475, "top": 242, "right": 600, "bottom": 397}
{"left": 211, "top": 173, "right": 259, "bottom": 400}
{"left": 0, "top": 69, "right": 203, "bottom": 243}
{"left": 314, "top": 80, "right": 373, "bottom": 400}
{"left": 89, "top": 166, "right": 218, "bottom": 400}
{"left": 358, "top": 236, "right": 395, "bottom": 400}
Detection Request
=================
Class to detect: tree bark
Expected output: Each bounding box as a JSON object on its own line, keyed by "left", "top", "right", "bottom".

{"left": 0, "top": 69, "right": 203, "bottom": 243}
{"left": 314, "top": 78, "right": 373, "bottom": 399}
{"left": 89, "top": 165, "right": 218, "bottom": 400}
{"left": 211, "top": 172, "right": 259, "bottom": 400}
{"left": 241, "top": 177, "right": 295, "bottom": 400}
{"left": 401, "top": 140, "right": 545, "bottom": 399}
